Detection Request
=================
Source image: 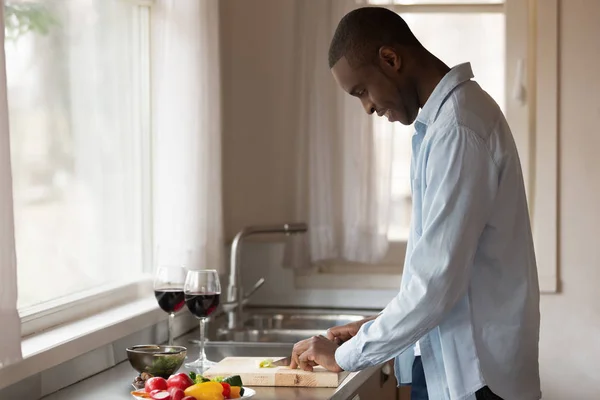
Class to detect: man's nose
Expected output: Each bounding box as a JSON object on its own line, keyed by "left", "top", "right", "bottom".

{"left": 360, "top": 97, "right": 376, "bottom": 115}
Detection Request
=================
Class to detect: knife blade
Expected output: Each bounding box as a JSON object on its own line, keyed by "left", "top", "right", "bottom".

{"left": 272, "top": 356, "right": 292, "bottom": 367}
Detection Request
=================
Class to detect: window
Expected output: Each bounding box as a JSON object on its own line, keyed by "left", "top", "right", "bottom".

{"left": 369, "top": 0, "right": 506, "bottom": 241}
{"left": 5, "top": 0, "right": 152, "bottom": 315}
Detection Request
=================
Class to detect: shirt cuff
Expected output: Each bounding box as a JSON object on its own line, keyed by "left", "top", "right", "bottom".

{"left": 334, "top": 319, "right": 376, "bottom": 371}
{"left": 335, "top": 337, "right": 363, "bottom": 372}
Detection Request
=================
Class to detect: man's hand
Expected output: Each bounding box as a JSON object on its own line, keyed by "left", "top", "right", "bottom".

{"left": 290, "top": 335, "right": 343, "bottom": 372}
{"left": 326, "top": 315, "right": 377, "bottom": 345}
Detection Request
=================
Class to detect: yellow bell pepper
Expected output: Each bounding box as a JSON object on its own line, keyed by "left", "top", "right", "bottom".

{"left": 228, "top": 386, "right": 242, "bottom": 399}
{"left": 184, "top": 381, "right": 225, "bottom": 400}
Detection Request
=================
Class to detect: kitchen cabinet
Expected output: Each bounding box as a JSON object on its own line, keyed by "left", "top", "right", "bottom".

{"left": 351, "top": 361, "right": 398, "bottom": 400}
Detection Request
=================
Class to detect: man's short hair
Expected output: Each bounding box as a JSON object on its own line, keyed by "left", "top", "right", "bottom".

{"left": 328, "top": 7, "right": 422, "bottom": 69}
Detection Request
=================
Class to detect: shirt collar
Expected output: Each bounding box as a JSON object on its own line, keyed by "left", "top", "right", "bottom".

{"left": 415, "top": 62, "right": 474, "bottom": 128}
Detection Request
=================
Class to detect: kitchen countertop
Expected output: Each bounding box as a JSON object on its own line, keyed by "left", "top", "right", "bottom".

{"left": 41, "top": 330, "right": 380, "bottom": 400}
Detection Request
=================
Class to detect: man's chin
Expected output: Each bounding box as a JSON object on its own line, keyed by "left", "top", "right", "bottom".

{"left": 387, "top": 111, "right": 412, "bottom": 125}
{"left": 385, "top": 110, "right": 400, "bottom": 123}
{"left": 399, "top": 110, "right": 419, "bottom": 126}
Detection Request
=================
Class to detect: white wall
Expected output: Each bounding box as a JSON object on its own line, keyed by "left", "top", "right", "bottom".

{"left": 538, "top": 1, "right": 600, "bottom": 399}
{"left": 220, "top": 0, "right": 298, "bottom": 240}
{"left": 220, "top": 0, "right": 600, "bottom": 398}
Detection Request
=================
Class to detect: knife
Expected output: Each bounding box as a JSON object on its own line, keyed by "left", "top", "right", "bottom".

{"left": 272, "top": 356, "right": 292, "bottom": 367}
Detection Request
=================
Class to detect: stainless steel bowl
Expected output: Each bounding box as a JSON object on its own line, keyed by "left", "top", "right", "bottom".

{"left": 126, "top": 345, "right": 187, "bottom": 379}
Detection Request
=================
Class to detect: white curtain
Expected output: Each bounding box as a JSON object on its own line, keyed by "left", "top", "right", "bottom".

{"left": 151, "top": 0, "right": 224, "bottom": 272}
{"left": 289, "top": 0, "right": 394, "bottom": 266}
{"left": 0, "top": 1, "right": 22, "bottom": 367}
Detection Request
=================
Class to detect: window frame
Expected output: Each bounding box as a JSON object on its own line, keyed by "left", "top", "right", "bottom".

{"left": 296, "top": 0, "right": 559, "bottom": 293}
{"left": 381, "top": 3, "right": 503, "bottom": 13}
{"left": 15, "top": 0, "right": 156, "bottom": 337}
{"left": 530, "top": 0, "right": 559, "bottom": 293}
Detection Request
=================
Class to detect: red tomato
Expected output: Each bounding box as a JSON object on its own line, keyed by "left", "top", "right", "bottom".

{"left": 220, "top": 382, "right": 231, "bottom": 398}
{"left": 167, "top": 373, "right": 194, "bottom": 391}
{"left": 145, "top": 377, "right": 168, "bottom": 393}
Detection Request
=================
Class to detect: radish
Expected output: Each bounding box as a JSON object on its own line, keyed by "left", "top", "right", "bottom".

{"left": 150, "top": 390, "right": 171, "bottom": 400}
{"left": 167, "top": 373, "right": 193, "bottom": 391}
{"left": 145, "top": 377, "right": 168, "bottom": 393}
{"left": 169, "top": 387, "right": 185, "bottom": 400}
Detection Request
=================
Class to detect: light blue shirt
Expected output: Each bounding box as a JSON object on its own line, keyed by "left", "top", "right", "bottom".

{"left": 335, "top": 63, "right": 541, "bottom": 400}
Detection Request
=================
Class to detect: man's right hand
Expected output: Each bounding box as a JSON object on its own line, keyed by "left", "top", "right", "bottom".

{"left": 326, "top": 315, "right": 378, "bottom": 345}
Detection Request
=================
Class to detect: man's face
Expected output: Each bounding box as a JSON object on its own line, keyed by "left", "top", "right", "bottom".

{"left": 331, "top": 50, "right": 419, "bottom": 125}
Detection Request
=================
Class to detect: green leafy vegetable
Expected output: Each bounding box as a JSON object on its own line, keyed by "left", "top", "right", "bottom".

{"left": 188, "top": 371, "right": 210, "bottom": 384}
{"left": 146, "top": 355, "right": 183, "bottom": 378}
{"left": 186, "top": 372, "right": 243, "bottom": 389}
{"left": 223, "top": 375, "right": 243, "bottom": 388}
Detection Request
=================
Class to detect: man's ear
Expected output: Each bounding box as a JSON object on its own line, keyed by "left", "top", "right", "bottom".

{"left": 378, "top": 46, "right": 401, "bottom": 71}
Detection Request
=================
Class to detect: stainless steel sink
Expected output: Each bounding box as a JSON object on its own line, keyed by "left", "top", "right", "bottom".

{"left": 211, "top": 309, "right": 375, "bottom": 343}
{"left": 203, "top": 341, "right": 293, "bottom": 360}
{"left": 215, "top": 328, "right": 324, "bottom": 343}
{"left": 245, "top": 313, "right": 367, "bottom": 330}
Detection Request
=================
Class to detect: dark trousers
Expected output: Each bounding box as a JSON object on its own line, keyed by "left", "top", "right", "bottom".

{"left": 411, "top": 356, "right": 504, "bottom": 400}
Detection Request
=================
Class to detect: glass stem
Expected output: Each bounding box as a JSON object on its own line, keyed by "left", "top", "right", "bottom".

{"left": 168, "top": 312, "right": 175, "bottom": 346}
{"left": 199, "top": 318, "right": 207, "bottom": 362}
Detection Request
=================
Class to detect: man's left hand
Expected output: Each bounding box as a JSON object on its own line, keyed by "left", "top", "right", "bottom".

{"left": 290, "top": 335, "right": 343, "bottom": 372}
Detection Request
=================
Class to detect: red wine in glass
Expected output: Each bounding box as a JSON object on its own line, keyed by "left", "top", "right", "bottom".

{"left": 155, "top": 289, "right": 185, "bottom": 313}
{"left": 184, "top": 269, "right": 221, "bottom": 372}
{"left": 185, "top": 292, "right": 220, "bottom": 318}
{"left": 154, "top": 266, "right": 186, "bottom": 345}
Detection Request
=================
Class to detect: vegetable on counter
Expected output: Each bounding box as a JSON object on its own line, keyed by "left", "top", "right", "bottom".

{"left": 184, "top": 381, "right": 225, "bottom": 400}
{"left": 167, "top": 373, "right": 194, "bottom": 391}
{"left": 183, "top": 373, "right": 245, "bottom": 399}
{"left": 220, "top": 382, "right": 231, "bottom": 398}
{"left": 150, "top": 390, "right": 171, "bottom": 400}
{"left": 145, "top": 377, "right": 168, "bottom": 393}
{"left": 131, "top": 390, "right": 151, "bottom": 399}
{"left": 222, "top": 375, "right": 243, "bottom": 391}
{"left": 133, "top": 371, "right": 200, "bottom": 400}
{"left": 228, "top": 386, "right": 242, "bottom": 399}
{"left": 169, "top": 387, "right": 186, "bottom": 400}
{"left": 258, "top": 359, "right": 275, "bottom": 368}
{"left": 148, "top": 353, "right": 184, "bottom": 377}
{"left": 188, "top": 371, "right": 211, "bottom": 384}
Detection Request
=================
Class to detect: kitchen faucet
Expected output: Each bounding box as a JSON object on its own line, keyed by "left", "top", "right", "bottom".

{"left": 224, "top": 223, "right": 308, "bottom": 330}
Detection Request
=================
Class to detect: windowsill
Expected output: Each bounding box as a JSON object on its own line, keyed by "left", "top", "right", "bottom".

{"left": 0, "top": 297, "right": 194, "bottom": 391}
{"left": 20, "top": 278, "right": 154, "bottom": 337}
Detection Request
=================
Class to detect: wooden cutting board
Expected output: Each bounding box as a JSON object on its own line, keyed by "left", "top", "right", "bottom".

{"left": 202, "top": 357, "right": 350, "bottom": 387}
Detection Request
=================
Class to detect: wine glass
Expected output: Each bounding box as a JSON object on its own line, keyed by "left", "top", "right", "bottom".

{"left": 184, "top": 269, "right": 221, "bottom": 372}
{"left": 154, "top": 266, "right": 186, "bottom": 346}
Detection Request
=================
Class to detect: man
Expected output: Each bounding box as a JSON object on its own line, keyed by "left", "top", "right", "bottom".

{"left": 290, "top": 7, "right": 541, "bottom": 400}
